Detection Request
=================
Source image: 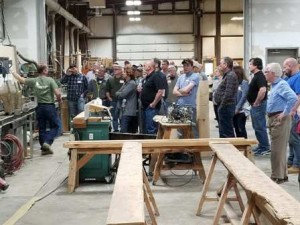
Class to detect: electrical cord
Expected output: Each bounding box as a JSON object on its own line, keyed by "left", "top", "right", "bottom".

{"left": 2, "top": 134, "right": 24, "bottom": 172}
{"left": 0, "top": 140, "right": 12, "bottom": 157}
{"left": 161, "top": 169, "right": 195, "bottom": 187}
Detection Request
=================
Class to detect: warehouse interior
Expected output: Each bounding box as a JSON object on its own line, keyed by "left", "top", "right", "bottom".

{"left": 0, "top": 0, "right": 300, "bottom": 225}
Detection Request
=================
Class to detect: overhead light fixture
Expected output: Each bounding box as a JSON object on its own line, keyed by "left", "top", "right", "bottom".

{"left": 231, "top": 17, "right": 244, "bottom": 21}
{"left": 126, "top": 1, "right": 142, "bottom": 6}
{"left": 129, "top": 17, "right": 141, "bottom": 22}
{"left": 127, "top": 10, "right": 141, "bottom": 15}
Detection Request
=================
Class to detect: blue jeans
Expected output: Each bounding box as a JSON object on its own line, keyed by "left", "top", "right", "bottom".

{"left": 68, "top": 97, "right": 85, "bottom": 119}
{"left": 250, "top": 101, "right": 270, "bottom": 151}
{"left": 288, "top": 117, "right": 300, "bottom": 168}
{"left": 109, "top": 101, "right": 120, "bottom": 132}
{"left": 218, "top": 103, "right": 235, "bottom": 138}
{"left": 36, "top": 104, "right": 60, "bottom": 147}
{"left": 143, "top": 107, "right": 159, "bottom": 134}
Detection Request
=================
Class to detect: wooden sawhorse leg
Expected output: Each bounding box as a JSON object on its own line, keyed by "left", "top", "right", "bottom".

{"left": 152, "top": 152, "right": 165, "bottom": 185}
{"left": 196, "top": 154, "right": 217, "bottom": 215}
{"left": 194, "top": 152, "right": 206, "bottom": 183}
{"left": 143, "top": 170, "right": 159, "bottom": 225}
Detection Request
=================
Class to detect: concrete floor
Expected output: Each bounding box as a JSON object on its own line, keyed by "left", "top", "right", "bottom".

{"left": 1, "top": 104, "right": 299, "bottom": 225}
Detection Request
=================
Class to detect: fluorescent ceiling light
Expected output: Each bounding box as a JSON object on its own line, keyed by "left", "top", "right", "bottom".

{"left": 129, "top": 17, "right": 141, "bottom": 21}
{"left": 231, "top": 17, "right": 244, "bottom": 21}
{"left": 127, "top": 10, "right": 141, "bottom": 15}
{"left": 126, "top": 1, "right": 141, "bottom": 6}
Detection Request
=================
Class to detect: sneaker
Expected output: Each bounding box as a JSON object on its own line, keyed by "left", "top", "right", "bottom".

{"left": 252, "top": 147, "right": 261, "bottom": 154}
{"left": 261, "top": 150, "right": 271, "bottom": 155}
{"left": 254, "top": 149, "right": 270, "bottom": 156}
{"left": 288, "top": 166, "right": 300, "bottom": 174}
{"left": 41, "top": 143, "right": 53, "bottom": 155}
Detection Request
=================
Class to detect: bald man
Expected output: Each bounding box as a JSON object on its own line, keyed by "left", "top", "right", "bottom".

{"left": 140, "top": 60, "right": 164, "bottom": 134}
{"left": 283, "top": 58, "right": 300, "bottom": 173}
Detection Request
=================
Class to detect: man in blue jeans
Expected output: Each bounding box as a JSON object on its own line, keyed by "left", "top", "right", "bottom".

{"left": 12, "top": 65, "right": 61, "bottom": 155}
{"left": 140, "top": 60, "right": 164, "bottom": 134}
{"left": 247, "top": 58, "right": 270, "bottom": 155}
{"left": 173, "top": 58, "right": 199, "bottom": 138}
{"left": 283, "top": 57, "right": 300, "bottom": 173}
{"left": 61, "top": 64, "right": 88, "bottom": 119}
{"left": 214, "top": 57, "right": 239, "bottom": 138}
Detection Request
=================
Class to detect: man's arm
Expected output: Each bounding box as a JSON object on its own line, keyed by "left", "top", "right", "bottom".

{"left": 54, "top": 88, "right": 62, "bottom": 103}
{"left": 179, "top": 82, "right": 195, "bottom": 95}
{"left": 173, "top": 85, "right": 189, "bottom": 97}
{"left": 11, "top": 71, "right": 25, "bottom": 84}
{"left": 105, "top": 79, "right": 113, "bottom": 101}
{"left": 150, "top": 89, "right": 164, "bottom": 108}
{"left": 253, "top": 87, "right": 266, "bottom": 107}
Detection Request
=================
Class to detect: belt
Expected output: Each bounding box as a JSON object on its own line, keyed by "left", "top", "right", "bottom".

{"left": 267, "top": 111, "right": 283, "bottom": 117}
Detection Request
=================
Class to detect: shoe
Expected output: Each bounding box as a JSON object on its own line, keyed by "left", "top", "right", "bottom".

{"left": 287, "top": 164, "right": 292, "bottom": 168}
{"left": 288, "top": 166, "right": 300, "bottom": 174}
{"left": 252, "top": 147, "right": 261, "bottom": 154}
{"left": 261, "top": 150, "right": 271, "bottom": 155}
{"left": 271, "top": 176, "right": 288, "bottom": 184}
{"left": 148, "top": 172, "right": 153, "bottom": 182}
{"left": 41, "top": 143, "right": 53, "bottom": 155}
{"left": 254, "top": 149, "right": 270, "bottom": 156}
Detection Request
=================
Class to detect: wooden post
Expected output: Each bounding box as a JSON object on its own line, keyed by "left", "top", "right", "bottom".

{"left": 197, "top": 80, "right": 210, "bottom": 138}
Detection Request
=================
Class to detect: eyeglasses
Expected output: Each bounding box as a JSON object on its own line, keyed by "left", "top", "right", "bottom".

{"left": 264, "top": 70, "right": 271, "bottom": 73}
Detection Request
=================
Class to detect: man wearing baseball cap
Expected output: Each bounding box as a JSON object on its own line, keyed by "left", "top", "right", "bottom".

{"left": 173, "top": 58, "right": 199, "bottom": 137}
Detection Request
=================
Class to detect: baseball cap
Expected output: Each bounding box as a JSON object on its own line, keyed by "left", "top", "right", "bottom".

{"left": 193, "top": 61, "right": 201, "bottom": 69}
{"left": 113, "top": 63, "right": 122, "bottom": 69}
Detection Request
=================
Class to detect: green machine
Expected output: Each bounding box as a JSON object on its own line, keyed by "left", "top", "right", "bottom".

{"left": 73, "top": 121, "right": 113, "bottom": 183}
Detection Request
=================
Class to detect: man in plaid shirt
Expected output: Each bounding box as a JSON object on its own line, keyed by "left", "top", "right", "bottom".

{"left": 214, "top": 57, "right": 239, "bottom": 137}
{"left": 61, "top": 64, "right": 88, "bottom": 118}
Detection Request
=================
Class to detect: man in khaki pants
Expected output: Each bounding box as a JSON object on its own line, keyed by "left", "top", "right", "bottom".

{"left": 264, "top": 63, "right": 297, "bottom": 184}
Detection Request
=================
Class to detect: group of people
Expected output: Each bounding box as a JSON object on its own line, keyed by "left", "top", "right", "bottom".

{"left": 211, "top": 57, "right": 300, "bottom": 184}
{"left": 60, "top": 58, "right": 206, "bottom": 137}
{"left": 11, "top": 56, "right": 300, "bottom": 186}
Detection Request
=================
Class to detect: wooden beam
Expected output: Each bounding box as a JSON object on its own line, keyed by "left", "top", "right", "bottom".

{"left": 106, "top": 142, "right": 144, "bottom": 225}
{"left": 64, "top": 138, "right": 257, "bottom": 150}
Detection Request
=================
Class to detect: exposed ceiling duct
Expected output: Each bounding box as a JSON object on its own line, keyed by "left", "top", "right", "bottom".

{"left": 45, "top": 0, "right": 93, "bottom": 35}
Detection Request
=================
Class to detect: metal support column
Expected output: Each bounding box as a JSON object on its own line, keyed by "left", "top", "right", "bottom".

{"left": 215, "top": 0, "right": 221, "bottom": 64}
{"left": 112, "top": 6, "right": 117, "bottom": 61}
{"left": 243, "top": 0, "right": 252, "bottom": 75}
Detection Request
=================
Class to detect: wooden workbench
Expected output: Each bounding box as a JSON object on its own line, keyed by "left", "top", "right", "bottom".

{"left": 64, "top": 138, "right": 257, "bottom": 193}
{"left": 151, "top": 116, "right": 206, "bottom": 184}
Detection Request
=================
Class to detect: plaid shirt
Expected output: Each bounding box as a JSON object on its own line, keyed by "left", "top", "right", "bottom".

{"left": 61, "top": 73, "right": 88, "bottom": 101}
{"left": 214, "top": 70, "right": 239, "bottom": 107}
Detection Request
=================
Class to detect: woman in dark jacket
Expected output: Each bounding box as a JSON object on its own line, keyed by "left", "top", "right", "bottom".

{"left": 115, "top": 67, "right": 138, "bottom": 133}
